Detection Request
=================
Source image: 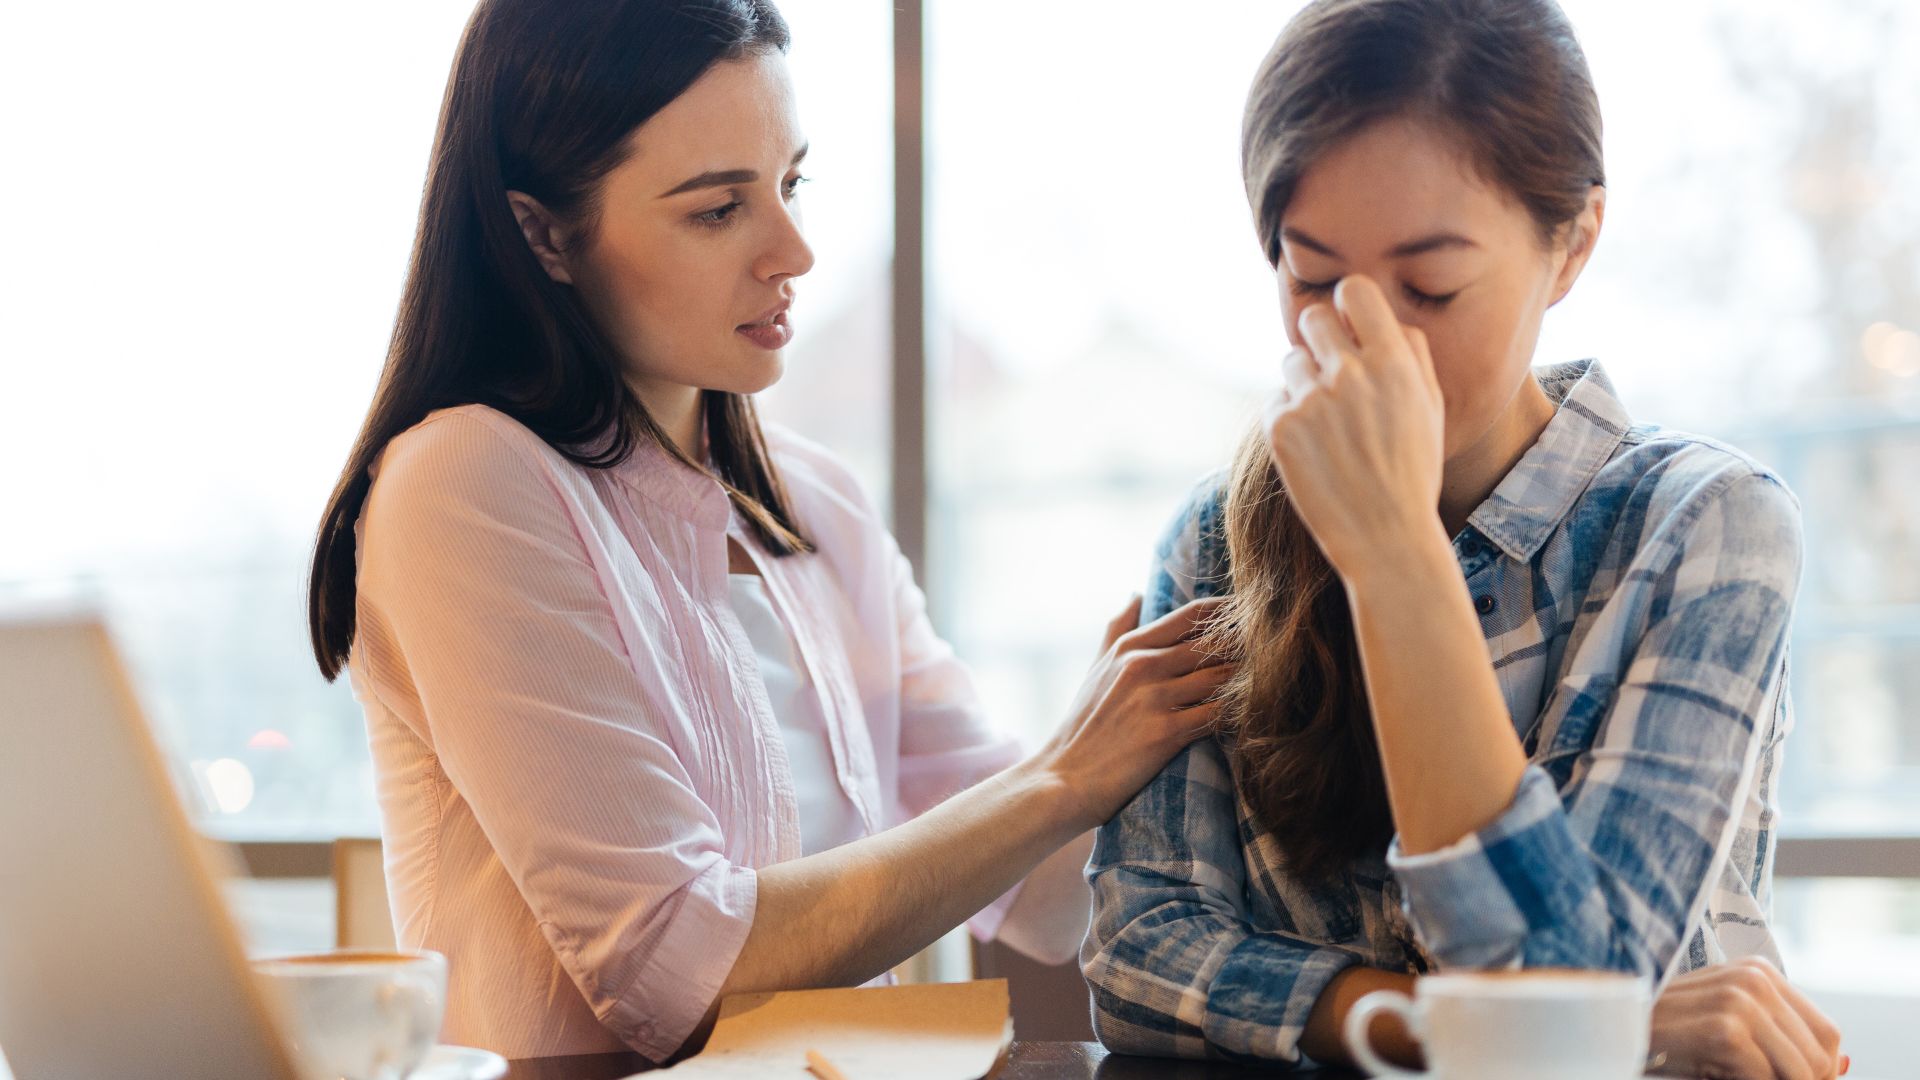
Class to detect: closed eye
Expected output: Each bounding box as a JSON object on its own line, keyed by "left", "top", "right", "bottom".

{"left": 1289, "top": 277, "right": 1460, "bottom": 310}
{"left": 1405, "top": 285, "right": 1460, "bottom": 309}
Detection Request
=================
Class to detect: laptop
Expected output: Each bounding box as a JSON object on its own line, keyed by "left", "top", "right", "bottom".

{"left": 0, "top": 612, "right": 304, "bottom": 1080}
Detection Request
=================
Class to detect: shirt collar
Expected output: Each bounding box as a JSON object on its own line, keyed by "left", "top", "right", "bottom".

{"left": 1466, "top": 359, "right": 1632, "bottom": 563}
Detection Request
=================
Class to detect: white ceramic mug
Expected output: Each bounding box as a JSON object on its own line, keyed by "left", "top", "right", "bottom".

{"left": 253, "top": 948, "right": 448, "bottom": 1080}
{"left": 1343, "top": 969, "right": 1653, "bottom": 1080}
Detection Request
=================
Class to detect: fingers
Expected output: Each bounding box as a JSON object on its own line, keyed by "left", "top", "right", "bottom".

{"left": 1737, "top": 996, "right": 1819, "bottom": 1080}
{"left": 1102, "top": 594, "right": 1143, "bottom": 654}
{"left": 1155, "top": 657, "right": 1234, "bottom": 710}
{"left": 1121, "top": 595, "right": 1228, "bottom": 652}
{"left": 1760, "top": 963, "right": 1844, "bottom": 1065}
{"left": 1280, "top": 347, "right": 1324, "bottom": 397}
{"left": 1166, "top": 698, "right": 1223, "bottom": 744}
{"left": 1296, "top": 302, "right": 1358, "bottom": 374}
{"left": 1686, "top": 1012, "right": 1778, "bottom": 1080}
{"left": 1654, "top": 960, "right": 1841, "bottom": 1080}
{"left": 1742, "top": 959, "right": 1843, "bottom": 1080}
{"left": 1403, "top": 323, "right": 1442, "bottom": 399}
{"left": 1333, "top": 275, "right": 1400, "bottom": 348}
{"left": 1313, "top": 276, "right": 1441, "bottom": 401}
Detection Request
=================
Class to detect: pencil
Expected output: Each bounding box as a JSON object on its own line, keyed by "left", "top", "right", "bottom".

{"left": 805, "top": 1047, "right": 850, "bottom": 1080}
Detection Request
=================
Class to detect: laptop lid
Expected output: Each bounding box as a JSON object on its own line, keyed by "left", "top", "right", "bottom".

{"left": 0, "top": 612, "right": 303, "bottom": 1080}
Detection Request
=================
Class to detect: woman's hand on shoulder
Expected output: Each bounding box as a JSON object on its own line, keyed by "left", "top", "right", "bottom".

{"left": 1650, "top": 957, "right": 1846, "bottom": 1080}
{"left": 1034, "top": 595, "right": 1233, "bottom": 831}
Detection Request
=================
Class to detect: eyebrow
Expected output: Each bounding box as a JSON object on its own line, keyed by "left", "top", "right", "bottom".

{"left": 1280, "top": 226, "right": 1479, "bottom": 259}
{"left": 657, "top": 144, "right": 810, "bottom": 198}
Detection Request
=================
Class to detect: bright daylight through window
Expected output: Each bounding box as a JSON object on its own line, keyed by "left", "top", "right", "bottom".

{"left": 1, "top": 0, "right": 1914, "bottom": 1047}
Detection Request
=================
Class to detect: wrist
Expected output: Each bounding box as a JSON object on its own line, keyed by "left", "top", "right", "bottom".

{"left": 1303, "top": 967, "right": 1425, "bottom": 1069}
{"left": 1005, "top": 754, "right": 1104, "bottom": 842}
{"left": 1336, "top": 520, "right": 1459, "bottom": 603}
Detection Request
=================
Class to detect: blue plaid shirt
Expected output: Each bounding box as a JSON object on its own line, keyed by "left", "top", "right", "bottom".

{"left": 1083, "top": 360, "right": 1800, "bottom": 1066}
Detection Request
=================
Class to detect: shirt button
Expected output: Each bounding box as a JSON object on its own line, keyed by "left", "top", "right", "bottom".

{"left": 1475, "top": 594, "right": 1497, "bottom": 615}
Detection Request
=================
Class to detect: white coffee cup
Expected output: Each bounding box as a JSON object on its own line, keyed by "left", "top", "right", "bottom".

{"left": 1343, "top": 969, "right": 1653, "bottom": 1080}
{"left": 253, "top": 948, "right": 448, "bottom": 1080}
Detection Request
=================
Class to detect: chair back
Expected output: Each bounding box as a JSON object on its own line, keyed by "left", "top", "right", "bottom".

{"left": 332, "top": 836, "right": 397, "bottom": 950}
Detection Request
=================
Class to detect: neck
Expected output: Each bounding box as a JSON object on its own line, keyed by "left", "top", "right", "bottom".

{"left": 629, "top": 376, "right": 706, "bottom": 461}
{"left": 1437, "top": 375, "right": 1557, "bottom": 538}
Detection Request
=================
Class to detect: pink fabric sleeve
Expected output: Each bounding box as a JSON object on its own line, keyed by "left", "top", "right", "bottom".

{"left": 357, "top": 413, "right": 754, "bottom": 1062}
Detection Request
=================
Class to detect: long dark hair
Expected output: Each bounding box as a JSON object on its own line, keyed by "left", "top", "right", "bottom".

{"left": 1209, "top": 0, "right": 1606, "bottom": 883}
{"left": 308, "top": 0, "right": 811, "bottom": 681}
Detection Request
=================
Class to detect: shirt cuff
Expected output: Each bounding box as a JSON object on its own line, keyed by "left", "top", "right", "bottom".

{"left": 966, "top": 877, "right": 1026, "bottom": 943}
{"left": 1203, "top": 937, "right": 1362, "bottom": 1066}
{"left": 1386, "top": 764, "right": 1592, "bottom": 969}
{"left": 597, "top": 859, "right": 759, "bottom": 1062}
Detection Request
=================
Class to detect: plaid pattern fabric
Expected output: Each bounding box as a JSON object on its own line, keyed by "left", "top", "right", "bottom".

{"left": 1083, "top": 360, "right": 1801, "bottom": 1066}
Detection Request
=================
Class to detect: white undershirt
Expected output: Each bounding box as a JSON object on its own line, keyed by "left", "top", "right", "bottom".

{"left": 726, "top": 573, "right": 864, "bottom": 856}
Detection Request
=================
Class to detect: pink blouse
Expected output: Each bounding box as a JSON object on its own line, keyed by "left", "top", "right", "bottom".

{"left": 347, "top": 405, "right": 1026, "bottom": 1061}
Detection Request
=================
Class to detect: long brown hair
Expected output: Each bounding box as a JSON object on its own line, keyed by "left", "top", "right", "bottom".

{"left": 1211, "top": 0, "right": 1606, "bottom": 882}
{"left": 307, "top": 0, "right": 812, "bottom": 682}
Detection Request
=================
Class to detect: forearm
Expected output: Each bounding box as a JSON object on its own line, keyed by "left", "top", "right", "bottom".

{"left": 718, "top": 759, "right": 1085, "bottom": 998}
{"left": 1301, "top": 967, "right": 1422, "bottom": 1069}
{"left": 697, "top": 587, "right": 1224, "bottom": 1047}
{"left": 995, "top": 828, "right": 1096, "bottom": 965}
{"left": 1345, "top": 526, "right": 1528, "bottom": 855}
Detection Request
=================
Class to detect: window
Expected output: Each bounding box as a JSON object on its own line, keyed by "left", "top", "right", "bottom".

{"left": 3, "top": 0, "right": 1914, "bottom": 1051}
{"left": 923, "top": 1, "right": 1284, "bottom": 734}
{"left": 923, "top": 0, "right": 1920, "bottom": 1014}
{"left": 0, "top": 0, "right": 892, "bottom": 839}
{"left": 3, "top": 0, "right": 486, "bottom": 838}
{"left": 754, "top": 0, "right": 896, "bottom": 501}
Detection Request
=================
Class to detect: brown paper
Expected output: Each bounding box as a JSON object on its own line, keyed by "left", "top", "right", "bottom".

{"left": 650, "top": 979, "right": 1013, "bottom": 1079}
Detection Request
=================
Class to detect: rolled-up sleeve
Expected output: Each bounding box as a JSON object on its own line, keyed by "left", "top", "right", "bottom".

{"left": 1084, "top": 739, "right": 1361, "bottom": 1065}
{"left": 1388, "top": 471, "right": 1802, "bottom": 979}
{"left": 358, "top": 414, "right": 754, "bottom": 1061}
{"left": 1082, "top": 476, "right": 1358, "bottom": 1066}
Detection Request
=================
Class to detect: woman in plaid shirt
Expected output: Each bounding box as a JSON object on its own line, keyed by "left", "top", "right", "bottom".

{"left": 1082, "top": 2, "right": 1845, "bottom": 1077}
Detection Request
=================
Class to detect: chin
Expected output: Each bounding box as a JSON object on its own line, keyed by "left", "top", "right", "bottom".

{"left": 719, "top": 351, "right": 786, "bottom": 397}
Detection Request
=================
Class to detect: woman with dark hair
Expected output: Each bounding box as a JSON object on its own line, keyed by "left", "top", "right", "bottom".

{"left": 306, "top": 0, "right": 1227, "bottom": 1062}
{"left": 1084, "top": 1, "right": 1845, "bottom": 1077}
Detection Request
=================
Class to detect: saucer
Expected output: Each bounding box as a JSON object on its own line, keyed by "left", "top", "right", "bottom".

{"left": 411, "top": 1044, "right": 508, "bottom": 1080}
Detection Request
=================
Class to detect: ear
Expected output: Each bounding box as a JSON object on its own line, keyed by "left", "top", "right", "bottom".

{"left": 506, "top": 190, "right": 575, "bottom": 285}
{"left": 1548, "top": 185, "right": 1606, "bottom": 307}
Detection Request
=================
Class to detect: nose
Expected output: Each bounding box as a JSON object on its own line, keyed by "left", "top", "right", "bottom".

{"left": 1284, "top": 271, "right": 1432, "bottom": 337}
{"left": 755, "top": 202, "right": 815, "bottom": 283}
{"left": 1335, "top": 270, "right": 1435, "bottom": 332}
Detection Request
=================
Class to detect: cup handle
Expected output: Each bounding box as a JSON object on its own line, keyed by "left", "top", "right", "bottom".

{"left": 1343, "top": 989, "right": 1424, "bottom": 1078}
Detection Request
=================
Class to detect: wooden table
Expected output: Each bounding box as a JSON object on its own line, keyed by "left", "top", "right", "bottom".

{"left": 503, "top": 1042, "right": 1358, "bottom": 1078}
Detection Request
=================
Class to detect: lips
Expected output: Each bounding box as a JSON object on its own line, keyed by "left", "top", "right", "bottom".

{"left": 738, "top": 297, "right": 793, "bottom": 330}
{"left": 736, "top": 296, "right": 795, "bottom": 351}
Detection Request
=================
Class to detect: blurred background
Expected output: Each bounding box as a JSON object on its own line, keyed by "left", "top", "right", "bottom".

{"left": 2, "top": 0, "right": 1916, "bottom": 1072}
